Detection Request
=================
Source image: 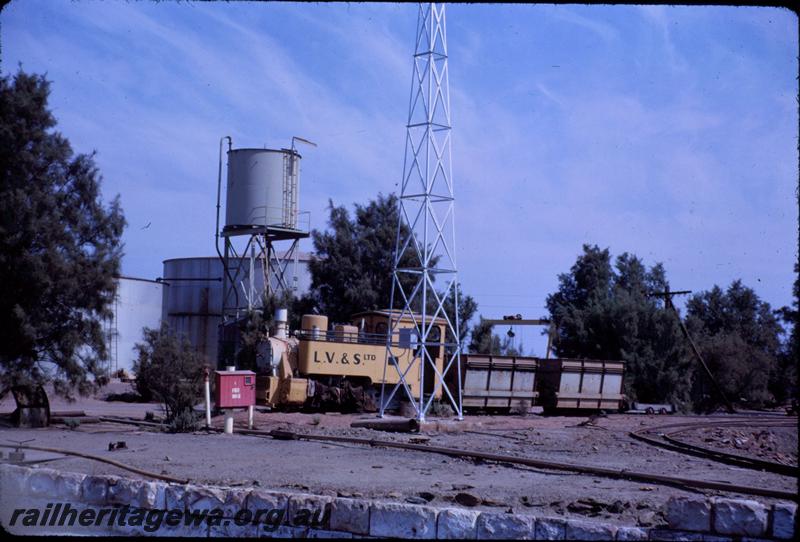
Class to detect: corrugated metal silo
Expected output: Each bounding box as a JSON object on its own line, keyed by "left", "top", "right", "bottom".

{"left": 161, "top": 257, "right": 225, "bottom": 365}
{"left": 105, "top": 276, "right": 167, "bottom": 375}
{"left": 161, "top": 253, "right": 314, "bottom": 366}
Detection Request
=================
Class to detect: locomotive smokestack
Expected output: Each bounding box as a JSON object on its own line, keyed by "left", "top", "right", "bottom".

{"left": 274, "top": 308, "right": 288, "bottom": 339}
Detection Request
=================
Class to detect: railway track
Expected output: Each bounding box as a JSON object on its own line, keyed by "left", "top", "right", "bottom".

{"left": 258, "top": 427, "right": 798, "bottom": 501}
{"left": 629, "top": 416, "right": 799, "bottom": 478}
{"left": 42, "top": 415, "right": 798, "bottom": 501}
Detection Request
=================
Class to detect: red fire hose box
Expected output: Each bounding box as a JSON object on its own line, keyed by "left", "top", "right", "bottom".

{"left": 214, "top": 369, "right": 256, "bottom": 409}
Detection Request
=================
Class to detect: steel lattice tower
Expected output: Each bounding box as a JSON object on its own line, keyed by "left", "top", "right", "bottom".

{"left": 380, "top": 2, "right": 463, "bottom": 421}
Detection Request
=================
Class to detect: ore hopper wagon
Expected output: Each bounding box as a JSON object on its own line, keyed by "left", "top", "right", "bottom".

{"left": 456, "top": 354, "right": 625, "bottom": 413}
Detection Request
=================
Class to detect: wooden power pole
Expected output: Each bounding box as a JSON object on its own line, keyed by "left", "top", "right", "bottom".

{"left": 649, "top": 287, "right": 736, "bottom": 414}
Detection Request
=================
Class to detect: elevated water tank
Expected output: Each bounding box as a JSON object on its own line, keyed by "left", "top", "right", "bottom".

{"left": 225, "top": 148, "right": 300, "bottom": 231}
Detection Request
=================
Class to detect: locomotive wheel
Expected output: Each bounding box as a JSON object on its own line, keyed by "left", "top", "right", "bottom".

{"left": 308, "top": 378, "right": 377, "bottom": 413}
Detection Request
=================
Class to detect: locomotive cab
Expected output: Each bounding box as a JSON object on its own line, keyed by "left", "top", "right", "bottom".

{"left": 293, "top": 309, "right": 446, "bottom": 402}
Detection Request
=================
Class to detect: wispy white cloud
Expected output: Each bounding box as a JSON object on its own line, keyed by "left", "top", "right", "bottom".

{"left": 536, "top": 83, "right": 566, "bottom": 108}
{"left": 637, "top": 5, "right": 687, "bottom": 72}
{"left": 542, "top": 5, "right": 619, "bottom": 44}
{"left": 2, "top": 1, "right": 796, "bottom": 338}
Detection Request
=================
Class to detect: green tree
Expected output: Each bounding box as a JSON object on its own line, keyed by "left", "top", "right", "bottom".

{"left": 546, "top": 245, "right": 692, "bottom": 407}
{"left": 500, "top": 336, "right": 525, "bottom": 357}
{"left": 232, "top": 309, "right": 267, "bottom": 372}
{"left": 0, "top": 71, "right": 125, "bottom": 399}
{"left": 686, "top": 280, "right": 785, "bottom": 408}
{"left": 217, "top": 283, "right": 316, "bottom": 369}
{"left": 776, "top": 261, "right": 799, "bottom": 403}
{"left": 468, "top": 318, "right": 502, "bottom": 355}
{"left": 306, "top": 194, "right": 404, "bottom": 323}
{"left": 441, "top": 282, "right": 477, "bottom": 350}
{"left": 305, "top": 194, "right": 477, "bottom": 331}
{"left": 468, "top": 317, "right": 528, "bottom": 356}
{"left": 133, "top": 324, "right": 205, "bottom": 430}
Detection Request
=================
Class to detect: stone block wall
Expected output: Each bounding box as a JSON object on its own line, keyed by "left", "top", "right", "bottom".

{"left": 662, "top": 495, "right": 796, "bottom": 541}
{"left": 0, "top": 464, "right": 796, "bottom": 540}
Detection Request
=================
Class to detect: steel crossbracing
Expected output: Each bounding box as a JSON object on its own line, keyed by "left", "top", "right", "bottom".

{"left": 220, "top": 234, "right": 302, "bottom": 321}
{"left": 380, "top": 3, "right": 463, "bottom": 422}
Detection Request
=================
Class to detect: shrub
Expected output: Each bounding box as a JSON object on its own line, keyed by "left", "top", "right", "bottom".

{"left": 686, "top": 281, "right": 785, "bottom": 409}
{"left": 133, "top": 323, "right": 206, "bottom": 430}
{"left": 167, "top": 408, "right": 201, "bottom": 433}
{"left": 64, "top": 418, "right": 80, "bottom": 430}
{"left": 511, "top": 399, "right": 531, "bottom": 416}
{"left": 427, "top": 400, "right": 454, "bottom": 418}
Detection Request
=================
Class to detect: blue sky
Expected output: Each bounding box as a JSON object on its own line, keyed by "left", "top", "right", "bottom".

{"left": 2, "top": 2, "right": 797, "bottom": 353}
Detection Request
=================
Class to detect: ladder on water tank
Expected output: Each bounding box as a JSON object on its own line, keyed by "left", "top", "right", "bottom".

{"left": 282, "top": 152, "right": 298, "bottom": 229}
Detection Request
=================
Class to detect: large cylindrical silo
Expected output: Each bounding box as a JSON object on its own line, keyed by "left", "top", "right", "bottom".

{"left": 105, "top": 277, "right": 167, "bottom": 376}
{"left": 161, "top": 253, "right": 313, "bottom": 366}
{"left": 161, "top": 257, "right": 226, "bottom": 365}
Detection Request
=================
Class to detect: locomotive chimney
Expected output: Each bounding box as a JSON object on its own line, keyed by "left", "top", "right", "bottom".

{"left": 274, "top": 308, "right": 288, "bottom": 339}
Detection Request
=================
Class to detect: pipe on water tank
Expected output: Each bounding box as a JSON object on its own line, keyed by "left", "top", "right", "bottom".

{"left": 215, "top": 136, "right": 239, "bottom": 309}
{"left": 215, "top": 136, "right": 232, "bottom": 257}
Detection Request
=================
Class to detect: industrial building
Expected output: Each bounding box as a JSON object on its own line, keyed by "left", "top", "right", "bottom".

{"left": 102, "top": 252, "right": 312, "bottom": 375}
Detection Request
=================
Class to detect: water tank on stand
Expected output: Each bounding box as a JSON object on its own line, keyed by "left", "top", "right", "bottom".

{"left": 225, "top": 148, "right": 301, "bottom": 231}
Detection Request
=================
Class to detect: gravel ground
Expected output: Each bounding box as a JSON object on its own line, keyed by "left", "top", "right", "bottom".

{"left": 674, "top": 425, "right": 798, "bottom": 466}
{"left": 0, "top": 380, "right": 164, "bottom": 420}
{"left": 2, "top": 402, "right": 796, "bottom": 528}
